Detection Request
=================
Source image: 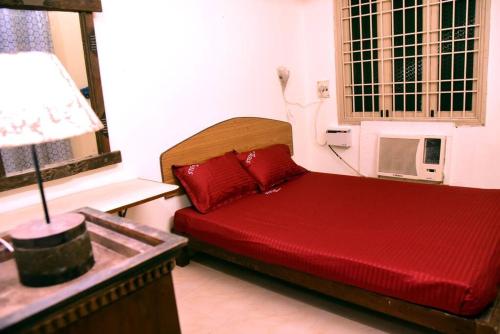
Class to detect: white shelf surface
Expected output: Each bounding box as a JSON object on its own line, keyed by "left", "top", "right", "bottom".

{"left": 0, "top": 179, "right": 178, "bottom": 234}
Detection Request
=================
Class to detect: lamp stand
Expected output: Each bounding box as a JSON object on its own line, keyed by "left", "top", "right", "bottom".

{"left": 30, "top": 144, "right": 51, "bottom": 224}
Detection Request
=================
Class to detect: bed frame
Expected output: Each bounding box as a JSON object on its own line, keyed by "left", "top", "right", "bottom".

{"left": 160, "top": 117, "right": 500, "bottom": 334}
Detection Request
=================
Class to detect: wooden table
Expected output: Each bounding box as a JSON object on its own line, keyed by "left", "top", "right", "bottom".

{"left": 0, "top": 208, "right": 187, "bottom": 334}
{"left": 0, "top": 178, "right": 178, "bottom": 234}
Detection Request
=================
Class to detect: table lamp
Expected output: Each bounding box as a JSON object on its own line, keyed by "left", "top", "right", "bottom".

{"left": 0, "top": 51, "right": 103, "bottom": 287}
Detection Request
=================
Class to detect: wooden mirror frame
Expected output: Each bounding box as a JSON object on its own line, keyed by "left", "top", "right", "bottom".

{"left": 0, "top": 0, "right": 121, "bottom": 192}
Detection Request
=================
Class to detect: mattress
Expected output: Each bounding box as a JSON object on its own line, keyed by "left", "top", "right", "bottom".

{"left": 174, "top": 172, "right": 500, "bottom": 316}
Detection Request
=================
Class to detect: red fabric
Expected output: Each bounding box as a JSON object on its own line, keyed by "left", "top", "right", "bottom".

{"left": 236, "top": 144, "right": 307, "bottom": 191}
{"left": 174, "top": 172, "right": 500, "bottom": 316}
{"left": 172, "top": 152, "right": 257, "bottom": 213}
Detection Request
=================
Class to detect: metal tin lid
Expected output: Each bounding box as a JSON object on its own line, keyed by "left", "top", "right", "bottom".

{"left": 10, "top": 213, "right": 87, "bottom": 249}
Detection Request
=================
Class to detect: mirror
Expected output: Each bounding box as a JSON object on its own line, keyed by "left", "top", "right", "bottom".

{"left": 49, "top": 11, "right": 99, "bottom": 160}
{"left": 0, "top": 0, "right": 121, "bottom": 192}
{"left": 1, "top": 11, "right": 97, "bottom": 176}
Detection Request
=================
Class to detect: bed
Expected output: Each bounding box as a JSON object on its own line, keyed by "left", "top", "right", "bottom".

{"left": 160, "top": 117, "right": 500, "bottom": 334}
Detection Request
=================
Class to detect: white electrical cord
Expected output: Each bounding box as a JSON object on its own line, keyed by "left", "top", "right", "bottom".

{"left": 281, "top": 92, "right": 322, "bottom": 123}
{"left": 276, "top": 67, "right": 364, "bottom": 177}
{"left": 284, "top": 96, "right": 322, "bottom": 109}
{"left": 281, "top": 94, "right": 295, "bottom": 123}
{"left": 314, "top": 100, "right": 326, "bottom": 146}
{"left": 278, "top": 66, "right": 322, "bottom": 121}
{"left": 328, "top": 145, "right": 366, "bottom": 177}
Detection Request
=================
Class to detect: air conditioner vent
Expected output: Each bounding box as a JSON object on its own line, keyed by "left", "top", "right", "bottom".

{"left": 379, "top": 138, "right": 419, "bottom": 176}
{"left": 377, "top": 135, "right": 446, "bottom": 182}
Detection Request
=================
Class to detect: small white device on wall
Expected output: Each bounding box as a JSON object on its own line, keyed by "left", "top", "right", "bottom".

{"left": 377, "top": 135, "right": 446, "bottom": 182}
{"left": 326, "top": 127, "right": 352, "bottom": 148}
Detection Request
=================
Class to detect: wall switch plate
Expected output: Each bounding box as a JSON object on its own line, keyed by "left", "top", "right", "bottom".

{"left": 317, "top": 80, "right": 330, "bottom": 99}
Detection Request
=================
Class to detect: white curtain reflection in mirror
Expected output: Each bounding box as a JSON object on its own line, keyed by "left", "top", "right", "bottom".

{"left": 0, "top": 8, "right": 73, "bottom": 175}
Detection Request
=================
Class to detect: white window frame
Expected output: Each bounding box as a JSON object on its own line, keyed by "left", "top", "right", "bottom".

{"left": 334, "top": 0, "right": 491, "bottom": 125}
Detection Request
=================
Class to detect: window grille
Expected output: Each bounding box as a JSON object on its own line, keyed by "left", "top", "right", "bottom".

{"left": 335, "top": 0, "right": 490, "bottom": 124}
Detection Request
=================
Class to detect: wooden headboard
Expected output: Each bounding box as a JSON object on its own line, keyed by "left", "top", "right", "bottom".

{"left": 160, "top": 117, "right": 292, "bottom": 195}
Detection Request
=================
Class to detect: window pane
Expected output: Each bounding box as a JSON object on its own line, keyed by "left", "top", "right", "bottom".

{"left": 392, "top": 0, "right": 423, "bottom": 112}
{"left": 338, "top": 0, "right": 486, "bottom": 123}
{"left": 439, "top": 0, "right": 476, "bottom": 112}
{"left": 350, "top": 0, "right": 379, "bottom": 113}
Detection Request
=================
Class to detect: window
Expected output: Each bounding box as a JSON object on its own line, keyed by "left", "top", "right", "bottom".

{"left": 334, "top": 0, "right": 491, "bottom": 124}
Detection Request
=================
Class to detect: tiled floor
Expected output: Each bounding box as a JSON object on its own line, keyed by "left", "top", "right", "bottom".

{"left": 172, "top": 254, "right": 435, "bottom": 334}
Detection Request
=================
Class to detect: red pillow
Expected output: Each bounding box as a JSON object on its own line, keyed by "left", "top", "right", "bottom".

{"left": 236, "top": 144, "right": 307, "bottom": 191}
{"left": 173, "top": 152, "right": 258, "bottom": 213}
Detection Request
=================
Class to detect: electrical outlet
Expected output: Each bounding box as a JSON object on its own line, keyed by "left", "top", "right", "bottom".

{"left": 317, "top": 80, "right": 330, "bottom": 99}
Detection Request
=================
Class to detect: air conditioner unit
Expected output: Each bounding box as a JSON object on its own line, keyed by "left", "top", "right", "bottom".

{"left": 377, "top": 135, "right": 446, "bottom": 182}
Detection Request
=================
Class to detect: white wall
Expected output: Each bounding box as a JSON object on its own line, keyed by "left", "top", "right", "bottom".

{"left": 3, "top": 0, "right": 500, "bottom": 232}
{"left": 300, "top": 0, "right": 500, "bottom": 189}
{"left": 95, "top": 0, "right": 306, "bottom": 180}
{"left": 92, "top": 0, "right": 307, "bottom": 230}
{"left": 0, "top": 0, "right": 310, "bottom": 231}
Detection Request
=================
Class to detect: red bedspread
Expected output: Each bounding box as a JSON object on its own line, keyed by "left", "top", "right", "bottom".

{"left": 174, "top": 172, "right": 500, "bottom": 316}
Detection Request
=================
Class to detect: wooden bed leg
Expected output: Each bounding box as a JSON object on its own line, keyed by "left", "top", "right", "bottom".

{"left": 176, "top": 247, "right": 191, "bottom": 267}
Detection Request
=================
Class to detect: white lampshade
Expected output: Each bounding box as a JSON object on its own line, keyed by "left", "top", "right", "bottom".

{"left": 0, "top": 51, "right": 103, "bottom": 148}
